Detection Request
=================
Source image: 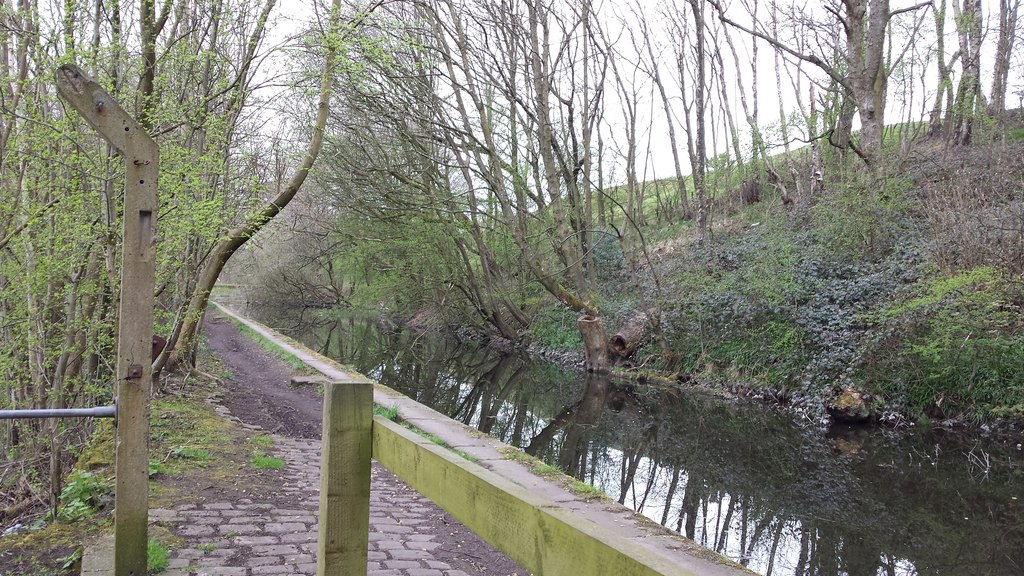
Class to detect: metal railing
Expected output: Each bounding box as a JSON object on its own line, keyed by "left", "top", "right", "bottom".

{"left": 0, "top": 405, "right": 116, "bottom": 420}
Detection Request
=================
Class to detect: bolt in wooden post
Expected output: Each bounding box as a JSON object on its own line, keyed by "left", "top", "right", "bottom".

{"left": 56, "top": 64, "right": 157, "bottom": 576}
{"left": 317, "top": 380, "right": 373, "bottom": 576}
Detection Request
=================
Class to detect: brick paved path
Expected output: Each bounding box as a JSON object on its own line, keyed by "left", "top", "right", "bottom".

{"left": 152, "top": 420, "right": 521, "bottom": 575}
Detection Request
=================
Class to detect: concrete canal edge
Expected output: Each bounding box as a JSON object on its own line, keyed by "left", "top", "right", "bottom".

{"left": 210, "top": 302, "right": 755, "bottom": 576}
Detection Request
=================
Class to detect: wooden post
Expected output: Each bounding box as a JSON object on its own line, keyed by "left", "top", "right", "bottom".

{"left": 317, "top": 380, "right": 373, "bottom": 576}
{"left": 56, "top": 64, "right": 158, "bottom": 576}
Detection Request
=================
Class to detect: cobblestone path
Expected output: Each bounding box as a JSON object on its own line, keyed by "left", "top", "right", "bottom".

{"left": 151, "top": 418, "right": 523, "bottom": 576}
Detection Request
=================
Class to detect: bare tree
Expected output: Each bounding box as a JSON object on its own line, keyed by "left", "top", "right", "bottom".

{"left": 713, "top": 0, "right": 931, "bottom": 171}
{"left": 928, "top": 0, "right": 960, "bottom": 137}
{"left": 636, "top": 3, "right": 691, "bottom": 219}
{"left": 989, "top": 0, "right": 1021, "bottom": 116}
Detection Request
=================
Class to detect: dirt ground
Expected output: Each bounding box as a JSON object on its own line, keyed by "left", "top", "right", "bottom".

{"left": 203, "top": 312, "right": 528, "bottom": 575}
{"left": 203, "top": 314, "right": 323, "bottom": 439}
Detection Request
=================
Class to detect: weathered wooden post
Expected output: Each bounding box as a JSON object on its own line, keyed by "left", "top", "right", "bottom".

{"left": 56, "top": 64, "right": 157, "bottom": 576}
{"left": 317, "top": 380, "right": 373, "bottom": 576}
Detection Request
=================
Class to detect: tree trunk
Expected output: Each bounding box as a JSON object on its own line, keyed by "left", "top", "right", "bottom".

{"left": 928, "top": 0, "right": 954, "bottom": 137}
{"left": 951, "top": 0, "right": 983, "bottom": 145}
{"left": 688, "top": 0, "right": 709, "bottom": 247}
{"left": 989, "top": 0, "right": 1020, "bottom": 116}
{"left": 578, "top": 314, "right": 609, "bottom": 372}
{"left": 609, "top": 309, "right": 654, "bottom": 360}
{"left": 846, "top": 0, "right": 890, "bottom": 169}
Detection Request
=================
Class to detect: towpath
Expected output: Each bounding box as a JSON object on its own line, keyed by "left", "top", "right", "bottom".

{"left": 98, "top": 310, "right": 526, "bottom": 576}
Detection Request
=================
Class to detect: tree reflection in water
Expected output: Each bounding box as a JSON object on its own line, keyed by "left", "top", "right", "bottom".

{"left": 241, "top": 305, "right": 1024, "bottom": 576}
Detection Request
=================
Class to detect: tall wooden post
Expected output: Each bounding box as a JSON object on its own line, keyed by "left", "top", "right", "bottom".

{"left": 317, "top": 380, "right": 373, "bottom": 576}
{"left": 56, "top": 64, "right": 158, "bottom": 576}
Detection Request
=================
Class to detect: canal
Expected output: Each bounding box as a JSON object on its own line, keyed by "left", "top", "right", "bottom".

{"left": 235, "top": 304, "right": 1023, "bottom": 576}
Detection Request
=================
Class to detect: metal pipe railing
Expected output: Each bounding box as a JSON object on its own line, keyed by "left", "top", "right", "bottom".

{"left": 0, "top": 405, "right": 116, "bottom": 420}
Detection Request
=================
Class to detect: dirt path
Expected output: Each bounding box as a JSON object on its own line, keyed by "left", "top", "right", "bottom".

{"left": 193, "top": 312, "right": 527, "bottom": 576}
{"left": 203, "top": 314, "right": 322, "bottom": 439}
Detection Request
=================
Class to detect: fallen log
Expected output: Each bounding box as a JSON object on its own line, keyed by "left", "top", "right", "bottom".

{"left": 609, "top": 309, "right": 654, "bottom": 360}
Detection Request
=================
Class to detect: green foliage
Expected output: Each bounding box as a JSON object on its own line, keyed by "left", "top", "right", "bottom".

{"left": 811, "top": 178, "right": 910, "bottom": 262}
{"left": 372, "top": 404, "right": 399, "bottom": 420}
{"left": 529, "top": 306, "right": 584, "bottom": 351}
{"left": 884, "top": 266, "right": 999, "bottom": 317}
{"left": 59, "top": 547, "right": 84, "bottom": 570}
{"left": 148, "top": 461, "right": 168, "bottom": 478}
{"left": 249, "top": 450, "right": 286, "bottom": 470}
{"left": 568, "top": 480, "right": 607, "bottom": 500}
{"left": 533, "top": 462, "right": 562, "bottom": 476}
{"left": 866, "top": 267, "right": 1024, "bottom": 418}
{"left": 1009, "top": 128, "right": 1024, "bottom": 141}
{"left": 250, "top": 434, "right": 274, "bottom": 449}
{"left": 147, "top": 539, "right": 170, "bottom": 573}
{"left": 169, "top": 446, "right": 212, "bottom": 466}
{"left": 399, "top": 422, "right": 478, "bottom": 462}
{"left": 57, "top": 471, "right": 111, "bottom": 522}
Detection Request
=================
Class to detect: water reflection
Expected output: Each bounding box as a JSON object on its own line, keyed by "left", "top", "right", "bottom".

{"left": 236, "top": 305, "right": 1024, "bottom": 576}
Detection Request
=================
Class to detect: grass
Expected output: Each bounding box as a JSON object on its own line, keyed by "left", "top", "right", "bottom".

{"left": 373, "top": 403, "right": 399, "bottom": 420}
{"left": 568, "top": 480, "right": 607, "bottom": 500}
{"left": 250, "top": 434, "right": 274, "bottom": 449}
{"left": 533, "top": 462, "right": 562, "bottom": 477}
{"left": 400, "top": 424, "right": 480, "bottom": 463}
{"left": 248, "top": 435, "right": 285, "bottom": 469}
{"left": 500, "top": 448, "right": 609, "bottom": 502}
{"left": 370, "top": 402, "right": 478, "bottom": 462}
{"left": 148, "top": 538, "right": 170, "bottom": 573}
{"left": 150, "top": 395, "right": 232, "bottom": 478}
{"left": 249, "top": 450, "right": 286, "bottom": 470}
{"left": 196, "top": 543, "right": 216, "bottom": 553}
{"left": 169, "top": 446, "right": 212, "bottom": 465}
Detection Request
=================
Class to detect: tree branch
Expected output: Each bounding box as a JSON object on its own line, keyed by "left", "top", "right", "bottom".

{"left": 707, "top": 0, "right": 850, "bottom": 91}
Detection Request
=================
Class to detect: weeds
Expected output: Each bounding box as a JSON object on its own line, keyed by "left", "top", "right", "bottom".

{"left": 57, "top": 471, "right": 111, "bottom": 522}
{"left": 169, "top": 446, "right": 212, "bottom": 466}
{"left": 249, "top": 450, "right": 285, "bottom": 470}
{"left": 401, "top": 423, "right": 479, "bottom": 463}
{"left": 373, "top": 404, "right": 399, "bottom": 420}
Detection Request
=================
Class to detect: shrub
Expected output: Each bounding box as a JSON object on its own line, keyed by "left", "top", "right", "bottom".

{"left": 57, "top": 471, "right": 112, "bottom": 522}
{"left": 811, "top": 178, "right": 910, "bottom": 262}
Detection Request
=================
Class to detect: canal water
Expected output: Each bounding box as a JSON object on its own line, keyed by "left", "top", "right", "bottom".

{"left": 236, "top": 304, "right": 1023, "bottom": 576}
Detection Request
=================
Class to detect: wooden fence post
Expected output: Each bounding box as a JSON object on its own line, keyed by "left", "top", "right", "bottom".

{"left": 317, "top": 380, "right": 373, "bottom": 576}
{"left": 56, "top": 64, "right": 158, "bottom": 576}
